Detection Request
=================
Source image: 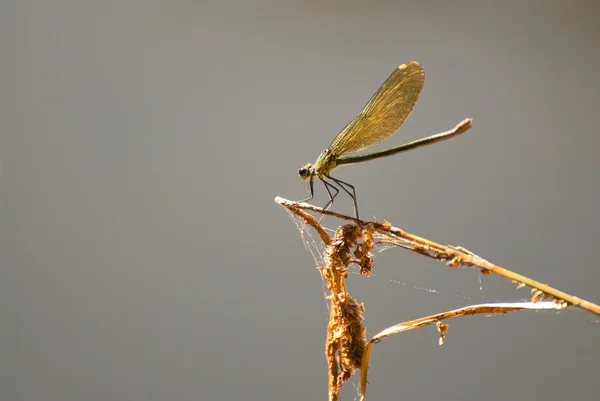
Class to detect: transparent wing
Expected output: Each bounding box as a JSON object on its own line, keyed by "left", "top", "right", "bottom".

{"left": 328, "top": 61, "right": 424, "bottom": 155}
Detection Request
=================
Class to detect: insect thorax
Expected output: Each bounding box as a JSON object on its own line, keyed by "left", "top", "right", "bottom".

{"left": 314, "top": 149, "right": 338, "bottom": 178}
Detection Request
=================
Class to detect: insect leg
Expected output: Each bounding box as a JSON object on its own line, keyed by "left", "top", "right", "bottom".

{"left": 327, "top": 176, "right": 358, "bottom": 220}
{"left": 298, "top": 176, "right": 315, "bottom": 203}
{"left": 321, "top": 177, "right": 340, "bottom": 212}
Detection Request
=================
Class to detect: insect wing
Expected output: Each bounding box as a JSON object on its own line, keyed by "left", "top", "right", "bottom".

{"left": 328, "top": 61, "right": 424, "bottom": 155}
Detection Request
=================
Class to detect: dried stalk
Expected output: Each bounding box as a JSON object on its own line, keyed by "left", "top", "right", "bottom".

{"left": 276, "top": 196, "right": 600, "bottom": 316}
{"left": 275, "top": 196, "right": 599, "bottom": 401}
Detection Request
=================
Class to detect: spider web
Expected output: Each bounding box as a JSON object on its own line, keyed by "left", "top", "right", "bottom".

{"left": 288, "top": 213, "right": 335, "bottom": 304}
{"left": 288, "top": 212, "right": 481, "bottom": 304}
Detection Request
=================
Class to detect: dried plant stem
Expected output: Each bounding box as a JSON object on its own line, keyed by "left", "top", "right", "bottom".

{"left": 275, "top": 196, "right": 599, "bottom": 400}
{"left": 357, "top": 301, "right": 564, "bottom": 401}
{"left": 275, "top": 196, "right": 600, "bottom": 316}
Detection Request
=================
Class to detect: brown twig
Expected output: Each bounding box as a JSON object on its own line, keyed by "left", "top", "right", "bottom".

{"left": 275, "top": 196, "right": 599, "bottom": 400}
{"left": 275, "top": 196, "right": 600, "bottom": 316}
{"left": 358, "top": 301, "right": 564, "bottom": 401}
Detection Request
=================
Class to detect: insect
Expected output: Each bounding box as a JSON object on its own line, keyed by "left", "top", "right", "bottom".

{"left": 298, "top": 61, "right": 472, "bottom": 219}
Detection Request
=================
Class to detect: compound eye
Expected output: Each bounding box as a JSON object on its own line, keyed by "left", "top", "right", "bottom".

{"left": 298, "top": 166, "right": 312, "bottom": 180}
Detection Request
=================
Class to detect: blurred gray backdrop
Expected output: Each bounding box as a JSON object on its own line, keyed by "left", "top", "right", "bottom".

{"left": 1, "top": 1, "right": 599, "bottom": 401}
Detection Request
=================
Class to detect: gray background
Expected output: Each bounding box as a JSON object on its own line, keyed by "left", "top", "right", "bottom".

{"left": 1, "top": 1, "right": 599, "bottom": 400}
